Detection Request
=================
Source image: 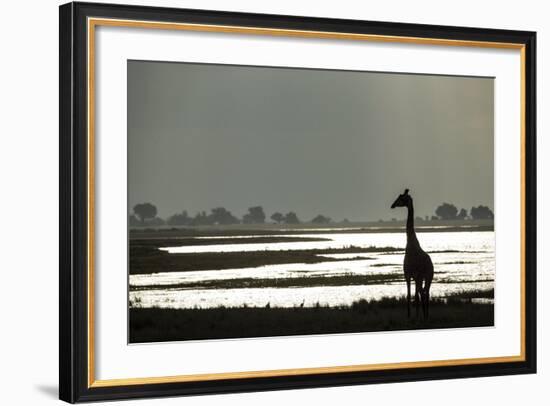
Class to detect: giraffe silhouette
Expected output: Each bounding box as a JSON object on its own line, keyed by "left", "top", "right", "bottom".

{"left": 391, "top": 189, "right": 434, "bottom": 318}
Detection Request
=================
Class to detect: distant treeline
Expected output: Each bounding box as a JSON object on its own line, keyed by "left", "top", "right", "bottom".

{"left": 129, "top": 203, "right": 332, "bottom": 227}
{"left": 383, "top": 203, "right": 493, "bottom": 223}
{"left": 130, "top": 202, "right": 493, "bottom": 227}
{"left": 434, "top": 203, "right": 493, "bottom": 220}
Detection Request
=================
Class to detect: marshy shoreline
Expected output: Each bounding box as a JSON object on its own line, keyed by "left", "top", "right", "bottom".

{"left": 129, "top": 222, "right": 492, "bottom": 275}
{"left": 129, "top": 290, "right": 494, "bottom": 343}
{"left": 128, "top": 223, "right": 495, "bottom": 342}
{"left": 129, "top": 220, "right": 494, "bottom": 240}
{"left": 130, "top": 242, "right": 401, "bottom": 275}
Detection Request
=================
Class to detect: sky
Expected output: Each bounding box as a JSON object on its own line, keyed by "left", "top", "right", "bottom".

{"left": 128, "top": 60, "right": 494, "bottom": 222}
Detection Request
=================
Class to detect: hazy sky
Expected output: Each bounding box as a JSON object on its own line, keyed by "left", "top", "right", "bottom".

{"left": 128, "top": 60, "right": 494, "bottom": 221}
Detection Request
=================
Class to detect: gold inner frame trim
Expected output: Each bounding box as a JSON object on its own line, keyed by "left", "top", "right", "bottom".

{"left": 87, "top": 17, "right": 527, "bottom": 388}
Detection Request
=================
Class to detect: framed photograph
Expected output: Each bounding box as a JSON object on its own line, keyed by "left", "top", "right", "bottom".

{"left": 59, "top": 1, "right": 536, "bottom": 403}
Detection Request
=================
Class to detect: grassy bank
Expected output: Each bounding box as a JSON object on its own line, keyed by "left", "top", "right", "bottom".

{"left": 129, "top": 293, "right": 494, "bottom": 343}
{"left": 130, "top": 273, "right": 405, "bottom": 291}
{"left": 129, "top": 243, "right": 399, "bottom": 275}
{"left": 129, "top": 221, "right": 494, "bottom": 239}
{"left": 129, "top": 272, "right": 494, "bottom": 291}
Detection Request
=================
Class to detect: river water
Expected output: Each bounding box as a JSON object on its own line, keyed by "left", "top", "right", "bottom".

{"left": 129, "top": 230, "right": 494, "bottom": 309}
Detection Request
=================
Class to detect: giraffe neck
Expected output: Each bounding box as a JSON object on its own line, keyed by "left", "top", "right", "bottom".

{"left": 406, "top": 200, "right": 420, "bottom": 249}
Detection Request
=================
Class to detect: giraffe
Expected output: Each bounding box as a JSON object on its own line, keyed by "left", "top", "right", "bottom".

{"left": 391, "top": 189, "right": 434, "bottom": 318}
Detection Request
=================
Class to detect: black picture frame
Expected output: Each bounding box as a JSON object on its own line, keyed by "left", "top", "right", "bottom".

{"left": 59, "top": 1, "right": 537, "bottom": 403}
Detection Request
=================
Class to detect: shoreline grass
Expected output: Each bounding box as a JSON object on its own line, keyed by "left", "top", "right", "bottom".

{"left": 129, "top": 292, "right": 494, "bottom": 343}
{"left": 129, "top": 273, "right": 405, "bottom": 291}
{"left": 129, "top": 244, "right": 400, "bottom": 275}
{"left": 130, "top": 272, "right": 494, "bottom": 291}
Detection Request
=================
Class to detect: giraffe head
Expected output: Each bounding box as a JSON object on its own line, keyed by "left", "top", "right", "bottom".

{"left": 391, "top": 189, "right": 411, "bottom": 209}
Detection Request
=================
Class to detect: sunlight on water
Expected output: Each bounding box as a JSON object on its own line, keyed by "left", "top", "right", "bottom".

{"left": 131, "top": 231, "right": 494, "bottom": 309}
{"left": 129, "top": 281, "right": 495, "bottom": 309}
{"left": 160, "top": 231, "right": 492, "bottom": 254}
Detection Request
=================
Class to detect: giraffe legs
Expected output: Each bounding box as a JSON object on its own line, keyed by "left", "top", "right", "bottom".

{"left": 408, "top": 276, "right": 432, "bottom": 319}
{"left": 418, "top": 284, "right": 431, "bottom": 319}
{"left": 425, "top": 289, "right": 430, "bottom": 318}
{"left": 406, "top": 272, "right": 432, "bottom": 319}
{"left": 414, "top": 280, "right": 422, "bottom": 318}
{"left": 420, "top": 289, "right": 428, "bottom": 319}
{"left": 407, "top": 280, "right": 411, "bottom": 318}
{"left": 423, "top": 278, "right": 432, "bottom": 319}
{"left": 420, "top": 287, "right": 430, "bottom": 319}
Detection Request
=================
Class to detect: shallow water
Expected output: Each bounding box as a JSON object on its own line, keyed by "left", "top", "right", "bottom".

{"left": 130, "top": 230, "right": 494, "bottom": 309}
{"left": 159, "top": 231, "right": 492, "bottom": 254}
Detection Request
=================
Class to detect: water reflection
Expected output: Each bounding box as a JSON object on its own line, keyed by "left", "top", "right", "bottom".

{"left": 131, "top": 231, "right": 494, "bottom": 309}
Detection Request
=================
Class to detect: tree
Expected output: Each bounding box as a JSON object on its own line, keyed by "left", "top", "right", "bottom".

{"left": 243, "top": 206, "right": 266, "bottom": 224}
{"left": 435, "top": 202, "right": 458, "bottom": 220}
{"left": 456, "top": 208, "right": 468, "bottom": 220}
{"left": 191, "top": 211, "right": 214, "bottom": 226}
{"left": 271, "top": 212, "right": 284, "bottom": 224}
{"left": 471, "top": 205, "right": 494, "bottom": 220}
{"left": 167, "top": 210, "right": 191, "bottom": 226}
{"left": 133, "top": 203, "right": 157, "bottom": 224}
{"left": 210, "top": 207, "right": 239, "bottom": 225}
{"left": 284, "top": 212, "right": 300, "bottom": 224}
{"left": 311, "top": 214, "right": 331, "bottom": 224}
